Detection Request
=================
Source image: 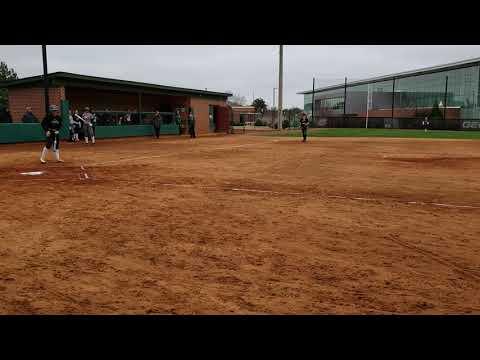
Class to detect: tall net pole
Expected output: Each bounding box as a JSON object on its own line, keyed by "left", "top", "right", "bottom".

{"left": 42, "top": 45, "right": 49, "bottom": 115}
{"left": 278, "top": 45, "right": 283, "bottom": 130}
{"left": 312, "top": 77, "right": 315, "bottom": 123}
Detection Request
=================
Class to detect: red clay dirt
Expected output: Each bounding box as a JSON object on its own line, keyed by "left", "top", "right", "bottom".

{"left": 0, "top": 134, "right": 479, "bottom": 314}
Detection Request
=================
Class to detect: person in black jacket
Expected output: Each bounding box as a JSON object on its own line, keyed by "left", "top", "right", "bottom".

{"left": 21, "top": 107, "right": 39, "bottom": 123}
{"left": 0, "top": 107, "right": 13, "bottom": 123}
{"left": 188, "top": 108, "right": 196, "bottom": 138}
{"left": 152, "top": 110, "right": 162, "bottom": 139}
{"left": 299, "top": 112, "right": 309, "bottom": 142}
{"left": 40, "top": 104, "right": 64, "bottom": 163}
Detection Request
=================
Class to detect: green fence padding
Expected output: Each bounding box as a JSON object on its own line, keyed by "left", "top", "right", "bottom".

{"left": 0, "top": 122, "right": 180, "bottom": 144}
{"left": 94, "top": 125, "right": 153, "bottom": 138}
{"left": 60, "top": 100, "right": 70, "bottom": 139}
{"left": 94, "top": 123, "right": 179, "bottom": 138}
{"left": 0, "top": 123, "right": 46, "bottom": 144}
{"left": 159, "top": 123, "right": 180, "bottom": 135}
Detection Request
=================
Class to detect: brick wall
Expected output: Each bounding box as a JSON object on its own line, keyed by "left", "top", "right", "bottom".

{"left": 8, "top": 86, "right": 65, "bottom": 122}
{"left": 189, "top": 97, "right": 228, "bottom": 134}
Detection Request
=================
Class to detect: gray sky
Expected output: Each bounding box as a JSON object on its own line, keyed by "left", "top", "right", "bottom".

{"left": 2, "top": 45, "right": 480, "bottom": 108}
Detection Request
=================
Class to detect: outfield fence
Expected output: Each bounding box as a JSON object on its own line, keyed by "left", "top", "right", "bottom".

{"left": 309, "top": 116, "right": 480, "bottom": 131}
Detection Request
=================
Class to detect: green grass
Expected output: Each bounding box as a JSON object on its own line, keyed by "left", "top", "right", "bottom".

{"left": 270, "top": 128, "right": 480, "bottom": 140}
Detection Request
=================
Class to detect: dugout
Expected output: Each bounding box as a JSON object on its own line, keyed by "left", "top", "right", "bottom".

{"left": 1, "top": 72, "right": 232, "bottom": 143}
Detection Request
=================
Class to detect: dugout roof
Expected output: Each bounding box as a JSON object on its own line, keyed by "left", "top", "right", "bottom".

{"left": 1, "top": 72, "right": 232, "bottom": 99}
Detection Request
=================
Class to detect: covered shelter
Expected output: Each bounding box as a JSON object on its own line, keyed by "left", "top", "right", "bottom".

{"left": 1, "top": 72, "right": 232, "bottom": 143}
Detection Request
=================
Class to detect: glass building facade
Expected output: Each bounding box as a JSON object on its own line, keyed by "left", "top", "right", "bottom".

{"left": 301, "top": 58, "right": 480, "bottom": 130}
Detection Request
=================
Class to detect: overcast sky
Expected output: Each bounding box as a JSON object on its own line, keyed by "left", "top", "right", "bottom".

{"left": 2, "top": 45, "right": 480, "bottom": 108}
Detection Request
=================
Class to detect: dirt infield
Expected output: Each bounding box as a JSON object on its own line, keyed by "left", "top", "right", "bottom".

{"left": 1, "top": 134, "right": 480, "bottom": 314}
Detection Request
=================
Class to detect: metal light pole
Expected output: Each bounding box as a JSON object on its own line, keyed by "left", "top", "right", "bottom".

{"left": 42, "top": 45, "right": 49, "bottom": 115}
{"left": 278, "top": 45, "right": 283, "bottom": 130}
{"left": 312, "top": 77, "right": 315, "bottom": 122}
{"left": 443, "top": 76, "right": 448, "bottom": 122}
{"left": 273, "top": 87, "right": 277, "bottom": 128}
{"left": 366, "top": 84, "right": 372, "bottom": 128}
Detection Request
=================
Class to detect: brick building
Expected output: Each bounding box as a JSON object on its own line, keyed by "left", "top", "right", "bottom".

{"left": 230, "top": 106, "right": 259, "bottom": 125}
{"left": 3, "top": 72, "right": 232, "bottom": 135}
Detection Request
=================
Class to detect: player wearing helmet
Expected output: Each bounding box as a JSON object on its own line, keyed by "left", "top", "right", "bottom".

{"left": 40, "top": 104, "right": 64, "bottom": 163}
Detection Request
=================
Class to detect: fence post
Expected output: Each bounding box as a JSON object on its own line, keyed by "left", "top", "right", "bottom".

{"left": 443, "top": 76, "right": 448, "bottom": 126}
{"left": 391, "top": 78, "right": 396, "bottom": 123}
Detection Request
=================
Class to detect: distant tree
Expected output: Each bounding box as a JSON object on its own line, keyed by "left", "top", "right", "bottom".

{"left": 252, "top": 98, "right": 267, "bottom": 115}
{"left": 0, "top": 61, "right": 18, "bottom": 108}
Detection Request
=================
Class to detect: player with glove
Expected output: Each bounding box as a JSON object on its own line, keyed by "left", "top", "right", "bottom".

{"left": 299, "top": 112, "right": 309, "bottom": 142}
{"left": 82, "top": 107, "right": 95, "bottom": 144}
{"left": 40, "top": 104, "right": 64, "bottom": 163}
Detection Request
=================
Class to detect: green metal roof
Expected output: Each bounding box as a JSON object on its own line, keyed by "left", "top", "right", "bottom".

{"left": 1, "top": 71, "right": 232, "bottom": 98}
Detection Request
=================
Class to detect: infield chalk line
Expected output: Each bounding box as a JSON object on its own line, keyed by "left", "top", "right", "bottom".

{"left": 153, "top": 183, "right": 480, "bottom": 209}
{"left": 88, "top": 141, "right": 279, "bottom": 167}
{"left": 157, "top": 183, "right": 479, "bottom": 209}
{"left": 3, "top": 176, "right": 479, "bottom": 209}
{"left": 212, "top": 143, "right": 264, "bottom": 150}
{"left": 230, "top": 188, "right": 302, "bottom": 195}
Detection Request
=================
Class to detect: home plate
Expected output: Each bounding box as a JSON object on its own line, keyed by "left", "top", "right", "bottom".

{"left": 20, "top": 171, "right": 44, "bottom": 176}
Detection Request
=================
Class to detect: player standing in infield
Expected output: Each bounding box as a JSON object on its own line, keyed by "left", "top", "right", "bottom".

{"left": 40, "top": 104, "right": 64, "bottom": 163}
{"left": 299, "top": 112, "right": 309, "bottom": 142}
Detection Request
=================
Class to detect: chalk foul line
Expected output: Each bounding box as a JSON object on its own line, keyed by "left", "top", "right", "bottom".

{"left": 149, "top": 183, "right": 480, "bottom": 209}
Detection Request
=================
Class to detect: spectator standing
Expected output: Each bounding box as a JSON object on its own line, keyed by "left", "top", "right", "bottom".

{"left": 188, "top": 108, "right": 196, "bottom": 139}
{"left": 152, "top": 110, "right": 162, "bottom": 139}
{"left": 21, "top": 107, "right": 39, "bottom": 123}
{"left": 0, "top": 107, "right": 13, "bottom": 123}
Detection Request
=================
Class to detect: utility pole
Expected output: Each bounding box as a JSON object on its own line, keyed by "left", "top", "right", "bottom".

{"left": 444, "top": 76, "right": 448, "bottom": 122}
{"left": 312, "top": 77, "right": 315, "bottom": 123}
{"left": 366, "top": 83, "right": 372, "bottom": 128}
{"left": 278, "top": 45, "right": 284, "bottom": 130}
{"left": 273, "top": 87, "right": 277, "bottom": 128}
{"left": 42, "top": 45, "right": 49, "bottom": 115}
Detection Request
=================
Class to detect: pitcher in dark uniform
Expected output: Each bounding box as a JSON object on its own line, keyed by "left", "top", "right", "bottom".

{"left": 40, "top": 104, "right": 64, "bottom": 163}
{"left": 299, "top": 112, "right": 309, "bottom": 142}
